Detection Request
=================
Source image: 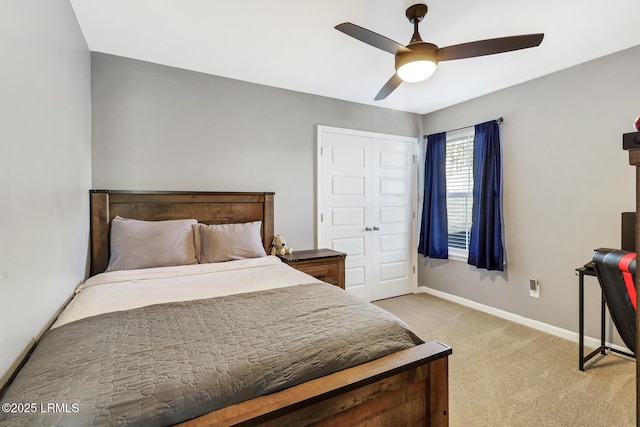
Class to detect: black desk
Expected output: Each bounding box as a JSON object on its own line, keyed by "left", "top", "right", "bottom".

{"left": 576, "top": 264, "right": 635, "bottom": 371}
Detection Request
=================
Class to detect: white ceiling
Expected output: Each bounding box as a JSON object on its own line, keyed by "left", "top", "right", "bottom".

{"left": 69, "top": 0, "right": 640, "bottom": 115}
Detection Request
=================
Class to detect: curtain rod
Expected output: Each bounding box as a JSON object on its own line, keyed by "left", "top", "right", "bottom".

{"left": 423, "top": 116, "right": 503, "bottom": 139}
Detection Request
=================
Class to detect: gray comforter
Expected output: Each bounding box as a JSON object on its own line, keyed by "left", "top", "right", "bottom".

{"left": 0, "top": 283, "right": 423, "bottom": 426}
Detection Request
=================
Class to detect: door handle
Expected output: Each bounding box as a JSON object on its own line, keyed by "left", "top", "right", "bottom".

{"left": 373, "top": 226, "right": 380, "bottom": 231}
{"left": 364, "top": 226, "right": 372, "bottom": 232}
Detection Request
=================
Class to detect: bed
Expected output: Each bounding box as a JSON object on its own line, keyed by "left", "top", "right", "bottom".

{"left": 0, "top": 190, "right": 452, "bottom": 426}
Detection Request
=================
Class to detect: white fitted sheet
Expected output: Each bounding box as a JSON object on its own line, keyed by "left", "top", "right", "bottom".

{"left": 53, "top": 256, "right": 322, "bottom": 328}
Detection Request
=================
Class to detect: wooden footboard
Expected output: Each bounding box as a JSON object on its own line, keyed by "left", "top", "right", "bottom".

{"left": 177, "top": 341, "right": 451, "bottom": 427}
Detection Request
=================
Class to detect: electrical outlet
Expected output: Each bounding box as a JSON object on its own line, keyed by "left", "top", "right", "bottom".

{"left": 529, "top": 278, "right": 539, "bottom": 298}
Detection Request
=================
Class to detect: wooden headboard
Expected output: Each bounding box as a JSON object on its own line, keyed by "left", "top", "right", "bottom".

{"left": 89, "top": 190, "right": 275, "bottom": 276}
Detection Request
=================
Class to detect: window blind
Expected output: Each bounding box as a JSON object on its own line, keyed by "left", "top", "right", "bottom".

{"left": 445, "top": 129, "right": 474, "bottom": 254}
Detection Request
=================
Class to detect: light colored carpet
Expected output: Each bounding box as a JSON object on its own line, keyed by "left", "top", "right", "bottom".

{"left": 374, "top": 293, "right": 636, "bottom": 427}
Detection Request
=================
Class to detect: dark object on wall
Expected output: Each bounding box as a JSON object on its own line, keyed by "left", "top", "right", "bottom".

{"left": 622, "top": 132, "right": 640, "bottom": 150}
{"left": 621, "top": 212, "right": 636, "bottom": 253}
{"left": 592, "top": 248, "right": 637, "bottom": 355}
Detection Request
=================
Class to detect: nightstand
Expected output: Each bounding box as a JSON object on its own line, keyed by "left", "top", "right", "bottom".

{"left": 277, "top": 249, "right": 346, "bottom": 289}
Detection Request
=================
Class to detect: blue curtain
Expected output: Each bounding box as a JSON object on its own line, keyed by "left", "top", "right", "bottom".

{"left": 418, "top": 132, "right": 448, "bottom": 259}
{"left": 468, "top": 120, "right": 504, "bottom": 271}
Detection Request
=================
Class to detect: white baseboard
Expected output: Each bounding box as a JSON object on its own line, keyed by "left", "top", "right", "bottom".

{"left": 416, "top": 286, "right": 633, "bottom": 359}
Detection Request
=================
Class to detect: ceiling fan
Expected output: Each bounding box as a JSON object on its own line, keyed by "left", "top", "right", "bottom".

{"left": 335, "top": 3, "right": 544, "bottom": 100}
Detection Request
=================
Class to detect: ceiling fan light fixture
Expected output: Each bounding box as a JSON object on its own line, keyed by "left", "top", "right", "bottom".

{"left": 397, "top": 59, "right": 437, "bottom": 82}
{"left": 395, "top": 43, "right": 438, "bottom": 83}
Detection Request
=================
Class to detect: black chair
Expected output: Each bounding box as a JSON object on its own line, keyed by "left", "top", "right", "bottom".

{"left": 592, "top": 248, "right": 637, "bottom": 355}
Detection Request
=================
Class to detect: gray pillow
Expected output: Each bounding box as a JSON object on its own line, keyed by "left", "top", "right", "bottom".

{"left": 106, "top": 216, "right": 198, "bottom": 271}
{"left": 195, "top": 221, "right": 266, "bottom": 263}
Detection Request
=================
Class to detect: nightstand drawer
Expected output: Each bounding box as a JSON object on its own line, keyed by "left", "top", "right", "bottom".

{"left": 295, "top": 262, "right": 339, "bottom": 285}
{"left": 278, "top": 249, "right": 346, "bottom": 289}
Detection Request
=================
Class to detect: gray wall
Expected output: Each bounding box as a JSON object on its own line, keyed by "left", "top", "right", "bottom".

{"left": 91, "top": 53, "right": 422, "bottom": 248}
{"left": 0, "top": 0, "right": 91, "bottom": 386}
{"left": 420, "top": 45, "right": 640, "bottom": 340}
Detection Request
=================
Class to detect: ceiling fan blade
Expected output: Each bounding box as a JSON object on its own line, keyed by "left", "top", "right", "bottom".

{"left": 438, "top": 33, "right": 544, "bottom": 61}
{"left": 335, "top": 22, "right": 410, "bottom": 55}
{"left": 374, "top": 74, "right": 403, "bottom": 101}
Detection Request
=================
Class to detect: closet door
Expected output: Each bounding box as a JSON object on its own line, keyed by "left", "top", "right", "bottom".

{"left": 370, "top": 139, "right": 415, "bottom": 300}
{"left": 317, "top": 126, "right": 416, "bottom": 301}
{"left": 318, "top": 130, "right": 373, "bottom": 301}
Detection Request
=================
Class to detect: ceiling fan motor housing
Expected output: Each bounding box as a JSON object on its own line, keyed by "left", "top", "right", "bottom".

{"left": 395, "top": 42, "right": 438, "bottom": 70}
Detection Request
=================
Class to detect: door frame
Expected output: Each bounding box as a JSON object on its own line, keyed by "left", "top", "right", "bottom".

{"left": 316, "top": 125, "right": 419, "bottom": 295}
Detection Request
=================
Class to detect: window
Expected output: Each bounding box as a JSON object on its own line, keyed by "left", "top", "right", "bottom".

{"left": 419, "top": 120, "right": 502, "bottom": 269}
{"left": 445, "top": 128, "right": 474, "bottom": 259}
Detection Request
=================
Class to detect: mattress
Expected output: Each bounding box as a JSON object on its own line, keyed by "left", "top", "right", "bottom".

{"left": 54, "top": 256, "right": 318, "bottom": 328}
{"left": 0, "top": 257, "right": 423, "bottom": 426}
